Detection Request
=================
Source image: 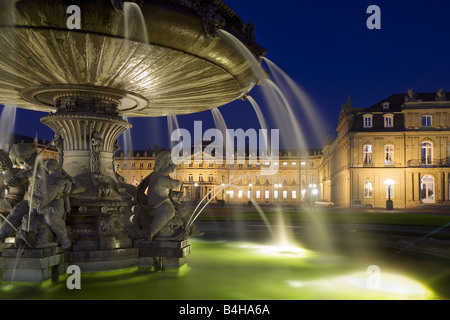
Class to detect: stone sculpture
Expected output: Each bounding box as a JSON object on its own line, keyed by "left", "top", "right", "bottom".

{"left": 0, "top": 144, "right": 82, "bottom": 249}
{"left": 131, "top": 151, "right": 202, "bottom": 241}
{"left": 0, "top": 144, "right": 39, "bottom": 242}
{"left": 0, "top": 149, "right": 28, "bottom": 217}
{"left": 16, "top": 159, "right": 73, "bottom": 249}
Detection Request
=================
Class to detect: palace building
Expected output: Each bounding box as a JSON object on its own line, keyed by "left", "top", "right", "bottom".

{"left": 9, "top": 89, "right": 450, "bottom": 209}
{"left": 321, "top": 89, "right": 450, "bottom": 208}
{"left": 115, "top": 89, "right": 450, "bottom": 208}
{"left": 114, "top": 148, "right": 322, "bottom": 205}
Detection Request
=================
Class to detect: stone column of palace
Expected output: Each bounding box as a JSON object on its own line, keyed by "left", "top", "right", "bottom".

{"left": 41, "top": 96, "right": 139, "bottom": 271}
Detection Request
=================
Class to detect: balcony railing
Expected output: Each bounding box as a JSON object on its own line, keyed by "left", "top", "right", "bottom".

{"left": 407, "top": 158, "right": 450, "bottom": 168}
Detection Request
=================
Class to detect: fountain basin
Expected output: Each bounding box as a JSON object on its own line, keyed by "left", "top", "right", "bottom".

{"left": 0, "top": 239, "right": 439, "bottom": 300}
{"left": 0, "top": 0, "right": 264, "bottom": 117}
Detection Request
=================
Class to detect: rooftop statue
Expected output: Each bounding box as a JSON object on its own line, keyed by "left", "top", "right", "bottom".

{"left": 436, "top": 88, "right": 446, "bottom": 101}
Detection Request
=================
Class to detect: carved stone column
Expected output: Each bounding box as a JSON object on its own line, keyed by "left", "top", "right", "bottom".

{"left": 41, "top": 95, "right": 138, "bottom": 270}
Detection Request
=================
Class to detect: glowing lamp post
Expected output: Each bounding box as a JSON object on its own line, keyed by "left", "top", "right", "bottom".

{"left": 384, "top": 178, "right": 395, "bottom": 210}
{"left": 312, "top": 187, "right": 318, "bottom": 211}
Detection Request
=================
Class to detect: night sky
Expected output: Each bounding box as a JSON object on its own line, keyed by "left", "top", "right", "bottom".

{"left": 5, "top": 0, "right": 450, "bottom": 151}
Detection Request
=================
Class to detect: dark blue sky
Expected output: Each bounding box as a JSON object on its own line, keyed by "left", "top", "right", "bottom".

{"left": 7, "top": 0, "right": 450, "bottom": 150}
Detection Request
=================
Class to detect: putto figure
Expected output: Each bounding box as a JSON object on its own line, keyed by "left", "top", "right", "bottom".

{"left": 0, "top": 144, "right": 38, "bottom": 242}
{"left": 132, "top": 151, "right": 202, "bottom": 241}
{"left": 17, "top": 159, "right": 73, "bottom": 249}
{"left": 0, "top": 149, "right": 28, "bottom": 217}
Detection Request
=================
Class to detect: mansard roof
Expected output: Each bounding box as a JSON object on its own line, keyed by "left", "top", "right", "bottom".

{"left": 362, "top": 90, "right": 450, "bottom": 113}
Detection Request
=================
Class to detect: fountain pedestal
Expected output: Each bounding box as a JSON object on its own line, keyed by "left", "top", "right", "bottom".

{"left": 1, "top": 242, "right": 68, "bottom": 282}
{"left": 41, "top": 94, "right": 140, "bottom": 272}
{"left": 134, "top": 240, "right": 191, "bottom": 269}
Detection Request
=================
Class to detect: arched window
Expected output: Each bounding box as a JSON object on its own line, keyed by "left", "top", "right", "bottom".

{"left": 421, "top": 175, "right": 435, "bottom": 203}
{"left": 421, "top": 142, "right": 433, "bottom": 165}
{"left": 384, "top": 114, "right": 394, "bottom": 127}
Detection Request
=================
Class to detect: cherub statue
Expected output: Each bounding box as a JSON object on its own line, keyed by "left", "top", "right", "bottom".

{"left": 0, "top": 144, "right": 38, "bottom": 242}
{"left": 16, "top": 159, "right": 75, "bottom": 249}
{"left": 0, "top": 149, "right": 27, "bottom": 216}
{"left": 132, "top": 151, "right": 202, "bottom": 241}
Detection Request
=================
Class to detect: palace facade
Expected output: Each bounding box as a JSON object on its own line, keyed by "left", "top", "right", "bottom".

{"left": 114, "top": 149, "right": 323, "bottom": 205}
{"left": 116, "top": 90, "right": 450, "bottom": 208}
{"left": 10, "top": 89, "right": 449, "bottom": 209}
{"left": 321, "top": 90, "right": 450, "bottom": 208}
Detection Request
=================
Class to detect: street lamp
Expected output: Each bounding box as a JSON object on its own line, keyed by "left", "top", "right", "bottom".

{"left": 384, "top": 178, "right": 395, "bottom": 210}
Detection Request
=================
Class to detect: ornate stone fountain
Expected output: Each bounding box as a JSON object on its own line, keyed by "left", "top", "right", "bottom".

{"left": 0, "top": 0, "right": 265, "bottom": 281}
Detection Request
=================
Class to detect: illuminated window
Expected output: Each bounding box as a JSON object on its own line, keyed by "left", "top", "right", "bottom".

{"left": 292, "top": 190, "right": 297, "bottom": 199}
{"left": 238, "top": 190, "right": 243, "bottom": 199}
{"left": 363, "top": 115, "right": 373, "bottom": 128}
{"left": 364, "top": 145, "right": 373, "bottom": 165}
{"left": 274, "top": 190, "right": 279, "bottom": 199}
{"left": 256, "top": 190, "right": 261, "bottom": 199}
{"left": 282, "top": 190, "right": 288, "bottom": 199}
{"left": 421, "top": 142, "right": 433, "bottom": 165}
{"left": 265, "top": 190, "right": 270, "bottom": 199}
{"left": 384, "top": 145, "right": 394, "bottom": 165}
{"left": 364, "top": 180, "right": 373, "bottom": 198}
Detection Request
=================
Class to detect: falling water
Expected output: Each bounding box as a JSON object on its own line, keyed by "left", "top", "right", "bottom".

{"left": 0, "top": 105, "right": 17, "bottom": 152}
{"left": 263, "top": 79, "right": 307, "bottom": 149}
{"left": 120, "top": 116, "right": 133, "bottom": 159}
{"left": 263, "top": 57, "right": 325, "bottom": 146}
{"left": 167, "top": 115, "right": 179, "bottom": 149}
{"left": 218, "top": 29, "right": 309, "bottom": 150}
{"left": 218, "top": 28, "right": 334, "bottom": 252}
{"left": 124, "top": 2, "right": 149, "bottom": 43}
{"left": 218, "top": 30, "right": 268, "bottom": 84}
{"left": 247, "top": 96, "right": 268, "bottom": 132}
{"left": 211, "top": 108, "right": 233, "bottom": 158}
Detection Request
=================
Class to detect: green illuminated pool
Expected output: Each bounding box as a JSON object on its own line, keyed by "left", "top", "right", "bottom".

{"left": 0, "top": 239, "right": 440, "bottom": 300}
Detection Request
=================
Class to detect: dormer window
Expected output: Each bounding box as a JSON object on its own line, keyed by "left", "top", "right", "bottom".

{"left": 384, "top": 114, "right": 394, "bottom": 128}
{"left": 363, "top": 114, "right": 373, "bottom": 128}
{"left": 382, "top": 102, "right": 390, "bottom": 110}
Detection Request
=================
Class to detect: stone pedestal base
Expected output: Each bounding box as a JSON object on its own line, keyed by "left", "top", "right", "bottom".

{"left": 69, "top": 248, "right": 139, "bottom": 272}
{"left": 0, "top": 243, "right": 68, "bottom": 282}
{"left": 134, "top": 240, "right": 191, "bottom": 269}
